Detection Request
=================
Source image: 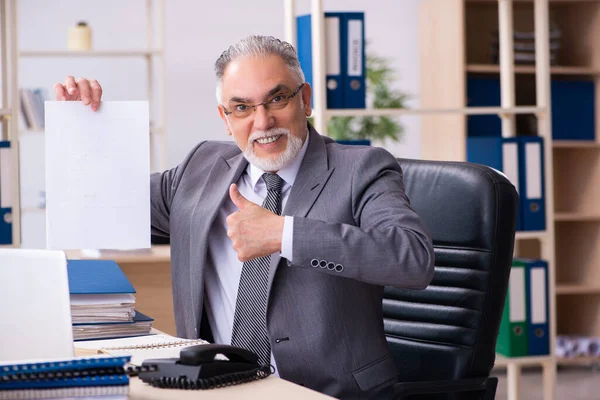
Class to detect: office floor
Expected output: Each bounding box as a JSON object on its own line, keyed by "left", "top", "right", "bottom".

{"left": 494, "top": 366, "right": 600, "bottom": 399}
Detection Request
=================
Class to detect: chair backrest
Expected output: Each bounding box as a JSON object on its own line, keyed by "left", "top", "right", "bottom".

{"left": 384, "top": 158, "right": 517, "bottom": 382}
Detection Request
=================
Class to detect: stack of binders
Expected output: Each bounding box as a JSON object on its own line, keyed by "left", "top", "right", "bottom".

{"left": 496, "top": 258, "right": 550, "bottom": 357}
{"left": 67, "top": 259, "right": 153, "bottom": 341}
{"left": 0, "top": 356, "right": 131, "bottom": 399}
{"left": 296, "top": 12, "right": 366, "bottom": 109}
{"left": 467, "top": 135, "right": 546, "bottom": 232}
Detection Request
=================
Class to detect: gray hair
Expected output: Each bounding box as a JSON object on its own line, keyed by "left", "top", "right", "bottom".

{"left": 214, "top": 35, "right": 305, "bottom": 103}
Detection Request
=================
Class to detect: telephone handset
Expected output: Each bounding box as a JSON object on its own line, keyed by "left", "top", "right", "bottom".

{"left": 137, "top": 343, "right": 273, "bottom": 390}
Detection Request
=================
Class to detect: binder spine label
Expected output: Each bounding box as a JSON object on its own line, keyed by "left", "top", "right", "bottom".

{"left": 531, "top": 267, "right": 547, "bottom": 324}
{"left": 509, "top": 268, "right": 526, "bottom": 322}
{"left": 325, "top": 17, "right": 341, "bottom": 76}
{"left": 502, "top": 142, "right": 519, "bottom": 194}
{"left": 525, "top": 142, "right": 542, "bottom": 199}
{"left": 347, "top": 20, "right": 363, "bottom": 77}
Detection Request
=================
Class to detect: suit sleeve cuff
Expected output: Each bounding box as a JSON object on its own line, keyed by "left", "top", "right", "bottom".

{"left": 281, "top": 216, "right": 294, "bottom": 261}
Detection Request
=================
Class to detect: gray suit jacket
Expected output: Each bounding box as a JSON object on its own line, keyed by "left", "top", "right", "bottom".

{"left": 150, "top": 124, "right": 435, "bottom": 399}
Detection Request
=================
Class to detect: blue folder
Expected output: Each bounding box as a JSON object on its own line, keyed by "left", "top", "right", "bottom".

{"left": 297, "top": 12, "right": 345, "bottom": 109}
{"left": 551, "top": 79, "right": 595, "bottom": 141}
{"left": 341, "top": 12, "right": 366, "bottom": 109}
{"left": 67, "top": 259, "right": 135, "bottom": 294}
{"left": 467, "top": 136, "right": 523, "bottom": 230}
{"left": 524, "top": 258, "right": 550, "bottom": 355}
{"left": 466, "top": 76, "right": 501, "bottom": 137}
{"left": 518, "top": 136, "right": 546, "bottom": 231}
{"left": 0, "top": 207, "right": 12, "bottom": 245}
{"left": 297, "top": 12, "right": 365, "bottom": 109}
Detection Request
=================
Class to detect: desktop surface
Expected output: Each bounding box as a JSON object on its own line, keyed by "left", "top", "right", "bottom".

{"left": 128, "top": 374, "right": 331, "bottom": 399}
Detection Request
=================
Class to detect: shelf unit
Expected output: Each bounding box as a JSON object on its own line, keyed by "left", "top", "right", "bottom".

{"left": 285, "top": 0, "right": 557, "bottom": 399}
{"left": 13, "top": 0, "right": 166, "bottom": 249}
{"left": 0, "top": 0, "right": 21, "bottom": 248}
{"left": 421, "top": 0, "right": 559, "bottom": 399}
{"left": 466, "top": 0, "right": 600, "bottom": 372}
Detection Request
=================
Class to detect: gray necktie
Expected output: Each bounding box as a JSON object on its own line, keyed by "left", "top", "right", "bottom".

{"left": 230, "top": 172, "right": 283, "bottom": 366}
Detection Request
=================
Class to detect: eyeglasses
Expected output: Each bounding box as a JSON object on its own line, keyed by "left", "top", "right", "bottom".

{"left": 223, "top": 83, "right": 305, "bottom": 119}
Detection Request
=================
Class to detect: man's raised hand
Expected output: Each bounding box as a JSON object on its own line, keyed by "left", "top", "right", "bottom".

{"left": 54, "top": 76, "right": 103, "bottom": 111}
{"left": 226, "top": 184, "right": 285, "bottom": 262}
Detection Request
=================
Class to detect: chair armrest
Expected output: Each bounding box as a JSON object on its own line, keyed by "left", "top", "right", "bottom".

{"left": 393, "top": 376, "right": 497, "bottom": 399}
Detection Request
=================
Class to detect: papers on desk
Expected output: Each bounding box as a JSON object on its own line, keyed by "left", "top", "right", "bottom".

{"left": 44, "top": 101, "right": 151, "bottom": 251}
{"left": 75, "top": 333, "right": 211, "bottom": 366}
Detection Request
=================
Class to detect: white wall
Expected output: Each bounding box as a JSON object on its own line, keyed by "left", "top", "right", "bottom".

{"left": 165, "top": 0, "right": 421, "bottom": 167}
{"left": 16, "top": 0, "right": 421, "bottom": 247}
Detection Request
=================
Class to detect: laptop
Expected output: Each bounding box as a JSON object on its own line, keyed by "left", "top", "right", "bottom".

{"left": 0, "top": 249, "right": 74, "bottom": 362}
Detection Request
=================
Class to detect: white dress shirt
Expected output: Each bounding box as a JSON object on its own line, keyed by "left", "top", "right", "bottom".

{"left": 204, "top": 132, "right": 309, "bottom": 376}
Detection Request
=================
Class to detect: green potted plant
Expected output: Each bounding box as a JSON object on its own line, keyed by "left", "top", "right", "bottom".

{"left": 326, "top": 51, "right": 409, "bottom": 145}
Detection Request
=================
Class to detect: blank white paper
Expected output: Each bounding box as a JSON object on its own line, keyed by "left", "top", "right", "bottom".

{"left": 45, "top": 101, "right": 151, "bottom": 250}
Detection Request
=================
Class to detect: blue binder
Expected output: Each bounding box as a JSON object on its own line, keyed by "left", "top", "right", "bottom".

{"left": 467, "top": 137, "right": 522, "bottom": 230}
{"left": 466, "top": 76, "right": 501, "bottom": 137}
{"left": 551, "top": 79, "right": 595, "bottom": 141}
{"left": 518, "top": 136, "right": 546, "bottom": 231}
{"left": 0, "top": 140, "right": 12, "bottom": 209}
{"left": 524, "top": 258, "right": 550, "bottom": 355}
{"left": 297, "top": 12, "right": 345, "bottom": 109}
{"left": 0, "top": 207, "right": 12, "bottom": 245}
{"left": 342, "top": 12, "right": 366, "bottom": 109}
{"left": 67, "top": 259, "right": 136, "bottom": 294}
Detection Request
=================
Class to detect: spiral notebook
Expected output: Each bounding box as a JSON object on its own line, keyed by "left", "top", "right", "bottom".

{"left": 0, "top": 356, "right": 130, "bottom": 399}
{"left": 75, "top": 333, "right": 211, "bottom": 366}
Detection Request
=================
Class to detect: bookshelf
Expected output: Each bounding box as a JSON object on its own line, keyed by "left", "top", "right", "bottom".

{"left": 421, "top": 0, "right": 600, "bottom": 397}
{"left": 0, "top": 0, "right": 21, "bottom": 248}
{"left": 420, "top": 0, "right": 558, "bottom": 399}
{"left": 285, "top": 0, "right": 557, "bottom": 399}
{"left": 14, "top": 0, "right": 167, "bottom": 250}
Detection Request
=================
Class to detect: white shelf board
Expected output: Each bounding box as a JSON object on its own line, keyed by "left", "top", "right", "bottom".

{"left": 0, "top": 108, "right": 12, "bottom": 117}
{"left": 323, "top": 106, "right": 546, "bottom": 118}
{"left": 515, "top": 231, "right": 547, "bottom": 240}
{"left": 555, "top": 212, "right": 600, "bottom": 221}
{"left": 65, "top": 245, "right": 171, "bottom": 264}
{"left": 494, "top": 354, "right": 554, "bottom": 367}
{"left": 19, "top": 50, "right": 163, "bottom": 57}
{"left": 556, "top": 284, "right": 600, "bottom": 295}
{"left": 21, "top": 207, "right": 45, "bottom": 214}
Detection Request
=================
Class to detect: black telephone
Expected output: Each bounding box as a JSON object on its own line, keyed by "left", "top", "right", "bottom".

{"left": 136, "top": 344, "right": 273, "bottom": 390}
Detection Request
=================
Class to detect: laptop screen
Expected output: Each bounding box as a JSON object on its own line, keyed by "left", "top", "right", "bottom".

{"left": 0, "top": 249, "right": 74, "bottom": 362}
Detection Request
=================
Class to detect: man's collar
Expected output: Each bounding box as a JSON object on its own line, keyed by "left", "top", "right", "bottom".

{"left": 247, "top": 130, "right": 310, "bottom": 189}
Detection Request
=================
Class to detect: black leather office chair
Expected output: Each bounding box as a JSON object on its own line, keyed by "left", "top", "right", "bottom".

{"left": 384, "top": 159, "right": 518, "bottom": 400}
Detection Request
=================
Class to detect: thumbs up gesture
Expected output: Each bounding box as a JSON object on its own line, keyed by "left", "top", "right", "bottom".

{"left": 226, "top": 184, "right": 285, "bottom": 262}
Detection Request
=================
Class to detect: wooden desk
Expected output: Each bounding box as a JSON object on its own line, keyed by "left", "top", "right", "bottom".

{"left": 128, "top": 375, "right": 332, "bottom": 399}
{"left": 66, "top": 245, "right": 177, "bottom": 335}
{"left": 74, "top": 337, "right": 331, "bottom": 399}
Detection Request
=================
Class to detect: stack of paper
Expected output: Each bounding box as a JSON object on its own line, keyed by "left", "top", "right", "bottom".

{"left": 67, "top": 259, "right": 153, "bottom": 340}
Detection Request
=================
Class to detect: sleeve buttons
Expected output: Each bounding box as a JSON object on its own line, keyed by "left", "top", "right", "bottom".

{"left": 311, "top": 259, "right": 319, "bottom": 267}
{"left": 335, "top": 264, "right": 344, "bottom": 272}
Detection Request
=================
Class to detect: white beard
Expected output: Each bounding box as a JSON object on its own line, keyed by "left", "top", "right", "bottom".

{"left": 243, "top": 127, "right": 304, "bottom": 172}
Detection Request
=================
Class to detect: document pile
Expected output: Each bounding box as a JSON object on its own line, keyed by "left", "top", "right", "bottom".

{"left": 489, "top": 27, "right": 561, "bottom": 65}
{"left": 67, "top": 259, "right": 153, "bottom": 341}
{"left": 556, "top": 336, "right": 600, "bottom": 359}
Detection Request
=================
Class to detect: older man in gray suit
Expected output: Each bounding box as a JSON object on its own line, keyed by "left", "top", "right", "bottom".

{"left": 55, "top": 35, "right": 434, "bottom": 399}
